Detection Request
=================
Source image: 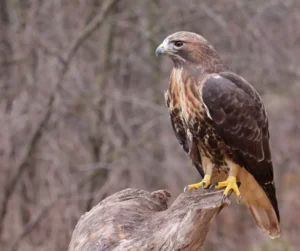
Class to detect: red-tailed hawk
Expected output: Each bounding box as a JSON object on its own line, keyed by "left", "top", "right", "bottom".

{"left": 156, "top": 31, "right": 280, "bottom": 238}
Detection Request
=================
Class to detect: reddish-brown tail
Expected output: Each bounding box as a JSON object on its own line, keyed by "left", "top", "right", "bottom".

{"left": 249, "top": 204, "right": 280, "bottom": 238}
{"left": 238, "top": 168, "right": 280, "bottom": 238}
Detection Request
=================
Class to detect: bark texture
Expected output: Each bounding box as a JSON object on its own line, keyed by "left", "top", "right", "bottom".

{"left": 68, "top": 188, "right": 230, "bottom": 251}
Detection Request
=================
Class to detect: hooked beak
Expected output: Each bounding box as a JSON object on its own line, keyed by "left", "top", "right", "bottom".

{"left": 155, "top": 45, "right": 165, "bottom": 57}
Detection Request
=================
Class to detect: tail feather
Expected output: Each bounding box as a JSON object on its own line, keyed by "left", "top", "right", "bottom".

{"left": 249, "top": 204, "right": 280, "bottom": 239}
{"left": 239, "top": 168, "right": 281, "bottom": 238}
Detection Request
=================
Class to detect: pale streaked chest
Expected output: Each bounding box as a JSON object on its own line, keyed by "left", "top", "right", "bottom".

{"left": 167, "top": 68, "right": 205, "bottom": 126}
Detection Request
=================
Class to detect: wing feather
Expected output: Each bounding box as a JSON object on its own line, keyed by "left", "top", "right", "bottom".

{"left": 201, "top": 74, "right": 266, "bottom": 161}
{"left": 201, "top": 72, "right": 279, "bottom": 221}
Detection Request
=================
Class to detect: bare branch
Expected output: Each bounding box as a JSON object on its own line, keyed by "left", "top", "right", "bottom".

{"left": 0, "top": 0, "right": 119, "bottom": 237}
{"left": 64, "top": 0, "right": 118, "bottom": 63}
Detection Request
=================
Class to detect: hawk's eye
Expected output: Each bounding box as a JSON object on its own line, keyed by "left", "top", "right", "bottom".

{"left": 174, "top": 41, "right": 184, "bottom": 48}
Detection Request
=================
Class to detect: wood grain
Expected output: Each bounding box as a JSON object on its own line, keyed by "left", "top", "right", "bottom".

{"left": 68, "top": 188, "right": 230, "bottom": 251}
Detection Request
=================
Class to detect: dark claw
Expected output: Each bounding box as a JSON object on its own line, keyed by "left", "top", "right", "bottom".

{"left": 221, "top": 194, "right": 227, "bottom": 202}
{"left": 208, "top": 183, "right": 216, "bottom": 191}
{"left": 184, "top": 185, "right": 189, "bottom": 192}
{"left": 237, "top": 194, "right": 242, "bottom": 204}
{"left": 201, "top": 182, "right": 206, "bottom": 190}
{"left": 237, "top": 182, "right": 241, "bottom": 188}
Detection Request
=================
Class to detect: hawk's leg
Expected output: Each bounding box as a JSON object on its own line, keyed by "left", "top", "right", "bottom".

{"left": 214, "top": 158, "right": 242, "bottom": 202}
{"left": 184, "top": 156, "right": 213, "bottom": 192}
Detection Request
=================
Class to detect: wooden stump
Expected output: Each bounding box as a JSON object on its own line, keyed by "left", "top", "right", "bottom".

{"left": 68, "top": 188, "right": 230, "bottom": 251}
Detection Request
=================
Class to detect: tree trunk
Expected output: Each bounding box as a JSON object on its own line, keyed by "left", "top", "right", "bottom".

{"left": 68, "top": 188, "right": 230, "bottom": 251}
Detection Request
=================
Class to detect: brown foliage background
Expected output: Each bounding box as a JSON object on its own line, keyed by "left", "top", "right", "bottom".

{"left": 0, "top": 0, "right": 299, "bottom": 250}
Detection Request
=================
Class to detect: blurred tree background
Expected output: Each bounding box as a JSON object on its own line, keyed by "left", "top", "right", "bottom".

{"left": 0, "top": 0, "right": 299, "bottom": 250}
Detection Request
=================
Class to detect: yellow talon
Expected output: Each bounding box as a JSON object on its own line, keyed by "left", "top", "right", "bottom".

{"left": 184, "top": 174, "right": 211, "bottom": 192}
{"left": 215, "top": 176, "right": 241, "bottom": 201}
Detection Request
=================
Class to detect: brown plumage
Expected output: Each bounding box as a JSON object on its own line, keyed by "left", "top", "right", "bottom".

{"left": 156, "top": 31, "right": 280, "bottom": 238}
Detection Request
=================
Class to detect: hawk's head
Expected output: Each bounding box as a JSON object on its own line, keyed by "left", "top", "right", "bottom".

{"left": 156, "top": 31, "right": 224, "bottom": 70}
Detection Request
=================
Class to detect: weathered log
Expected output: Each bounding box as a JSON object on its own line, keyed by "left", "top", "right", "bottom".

{"left": 68, "top": 188, "right": 230, "bottom": 251}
